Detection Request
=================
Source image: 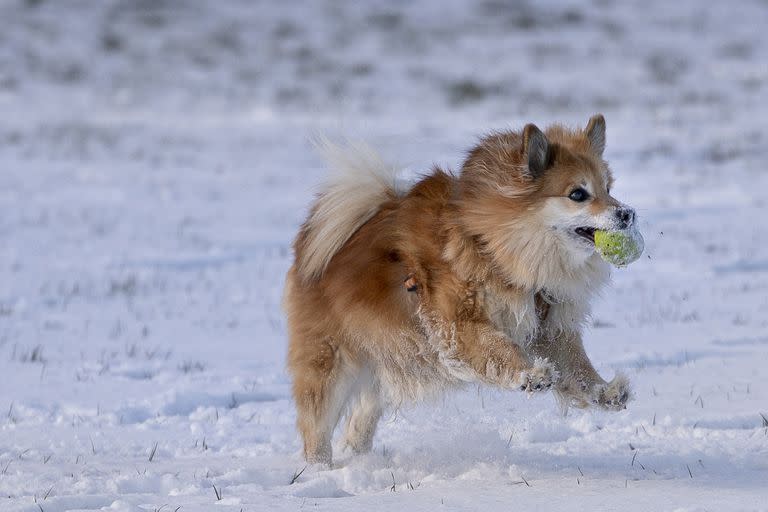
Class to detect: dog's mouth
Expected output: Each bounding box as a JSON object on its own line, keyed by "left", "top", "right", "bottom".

{"left": 574, "top": 227, "right": 596, "bottom": 245}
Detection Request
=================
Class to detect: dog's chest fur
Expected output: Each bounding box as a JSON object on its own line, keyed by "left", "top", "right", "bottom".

{"left": 479, "top": 281, "right": 590, "bottom": 345}
{"left": 482, "top": 286, "right": 539, "bottom": 343}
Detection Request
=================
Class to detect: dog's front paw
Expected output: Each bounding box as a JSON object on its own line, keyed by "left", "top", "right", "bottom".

{"left": 518, "top": 358, "right": 559, "bottom": 393}
{"left": 592, "top": 374, "right": 631, "bottom": 411}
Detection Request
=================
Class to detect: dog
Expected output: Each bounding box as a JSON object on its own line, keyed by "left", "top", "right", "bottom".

{"left": 284, "top": 115, "right": 634, "bottom": 464}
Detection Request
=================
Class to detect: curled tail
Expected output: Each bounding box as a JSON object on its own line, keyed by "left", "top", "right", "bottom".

{"left": 294, "top": 137, "right": 403, "bottom": 282}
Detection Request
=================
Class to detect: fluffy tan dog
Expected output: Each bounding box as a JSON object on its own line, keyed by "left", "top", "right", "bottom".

{"left": 284, "top": 115, "right": 633, "bottom": 464}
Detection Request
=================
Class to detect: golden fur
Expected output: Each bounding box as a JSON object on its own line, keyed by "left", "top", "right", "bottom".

{"left": 285, "top": 115, "right": 634, "bottom": 464}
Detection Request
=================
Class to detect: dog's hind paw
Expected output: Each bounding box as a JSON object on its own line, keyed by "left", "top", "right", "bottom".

{"left": 518, "top": 358, "right": 559, "bottom": 393}
{"left": 592, "top": 373, "right": 632, "bottom": 411}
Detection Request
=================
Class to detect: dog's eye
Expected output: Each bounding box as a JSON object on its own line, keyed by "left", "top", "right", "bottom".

{"left": 568, "top": 188, "right": 590, "bottom": 202}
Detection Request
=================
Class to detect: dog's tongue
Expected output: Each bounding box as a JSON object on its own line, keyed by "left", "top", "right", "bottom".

{"left": 594, "top": 227, "right": 644, "bottom": 267}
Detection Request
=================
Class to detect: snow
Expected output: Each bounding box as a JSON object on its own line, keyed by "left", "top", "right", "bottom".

{"left": 2, "top": 0, "right": 768, "bottom": 510}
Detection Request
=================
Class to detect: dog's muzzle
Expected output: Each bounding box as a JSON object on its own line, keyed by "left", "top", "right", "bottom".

{"left": 615, "top": 207, "right": 635, "bottom": 230}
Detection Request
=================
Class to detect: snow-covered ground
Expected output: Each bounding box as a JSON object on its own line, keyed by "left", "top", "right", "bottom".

{"left": 2, "top": 1, "right": 768, "bottom": 510}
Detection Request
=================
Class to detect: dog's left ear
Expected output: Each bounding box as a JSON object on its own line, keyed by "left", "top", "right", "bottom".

{"left": 522, "top": 123, "right": 552, "bottom": 178}
{"left": 585, "top": 114, "right": 606, "bottom": 157}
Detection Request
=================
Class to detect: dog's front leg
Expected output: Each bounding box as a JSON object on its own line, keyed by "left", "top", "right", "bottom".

{"left": 421, "top": 311, "right": 558, "bottom": 392}
{"left": 528, "top": 330, "right": 631, "bottom": 411}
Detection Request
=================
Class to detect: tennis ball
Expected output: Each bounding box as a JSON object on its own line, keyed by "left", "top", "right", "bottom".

{"left": 594, "top": 228, "right": 644, "bottom": 267}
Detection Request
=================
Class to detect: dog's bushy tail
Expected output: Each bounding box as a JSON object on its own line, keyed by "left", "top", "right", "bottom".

{"left": 295, "top": 137, "right": 402, "bottom": 282}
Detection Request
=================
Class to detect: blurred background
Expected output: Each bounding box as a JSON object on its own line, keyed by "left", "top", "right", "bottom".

{"left": 1, "top": 1, "right": 767, "bottom": 510}
{"left": 3, "top": 0, "right": 766, "bottom": 361}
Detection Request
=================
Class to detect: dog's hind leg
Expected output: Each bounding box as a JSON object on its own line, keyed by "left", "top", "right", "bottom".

{"left": 342, "top": 370, "right": 382, "bottom": 455}
{"left": 290, "top": 338, "right": 357, "bottom": 465}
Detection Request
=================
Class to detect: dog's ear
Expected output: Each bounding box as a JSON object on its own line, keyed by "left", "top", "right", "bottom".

{"left": 522, "top": 123, "right": 552, "bottom": 178}
{"left": 585, "top": 114, "right": 606, "bottom": 157}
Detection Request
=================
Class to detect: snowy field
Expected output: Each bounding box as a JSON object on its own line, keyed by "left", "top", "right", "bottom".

{"left": 2, "top": 1, "right": 768, "bottom": 510}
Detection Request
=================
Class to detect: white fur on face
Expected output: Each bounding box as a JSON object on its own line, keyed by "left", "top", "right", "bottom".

{"left": 538, "top": 197, "right": 631, "bottom": 263}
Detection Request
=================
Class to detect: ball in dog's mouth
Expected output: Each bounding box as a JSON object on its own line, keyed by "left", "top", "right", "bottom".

{"left": 593, "top": 228, "right": 645, "bottom": 267}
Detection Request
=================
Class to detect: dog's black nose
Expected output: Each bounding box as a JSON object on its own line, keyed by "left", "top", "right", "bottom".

{"left": 616, "top": 207, "right": 635, "bottom": 229}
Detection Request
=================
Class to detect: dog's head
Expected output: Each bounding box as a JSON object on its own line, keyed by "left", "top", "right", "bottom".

{"left": 458, "top": 114, "right": 635, "bottom": 291}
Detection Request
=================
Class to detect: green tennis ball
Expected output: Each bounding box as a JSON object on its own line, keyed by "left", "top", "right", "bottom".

{"left": 594, "top": 228, "right": 644, "bottom": 267}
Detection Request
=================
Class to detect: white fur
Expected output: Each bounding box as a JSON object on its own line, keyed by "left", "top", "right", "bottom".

{"left": 347, "top": 318, "right": 465, "bottom": 406}
{"left": 540, "top": 198, "right": 612, "bottom": 263}
{"left": 307, "top": 361, "right": 360, "bottom": 464}
{"left": 485, "top": 288, "right": 540, "bottom": 344}
{"left": 297, "top": 138, "right": 405, "bottom": 281}
{"left": 417, "top": 306, "right": 478, "bottom": 384}
{"left": 341, "top": 368, "right": 382, "bottom": 454}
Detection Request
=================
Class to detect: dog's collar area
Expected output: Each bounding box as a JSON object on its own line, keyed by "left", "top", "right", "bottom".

{"left": 534, "top": 291, "right": 553, "bottom": 323}
{"left": 537, "top": 289, "right": 560, "bottom": 305}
